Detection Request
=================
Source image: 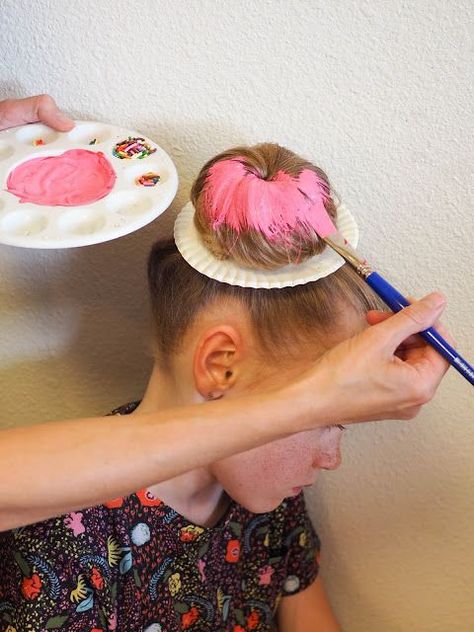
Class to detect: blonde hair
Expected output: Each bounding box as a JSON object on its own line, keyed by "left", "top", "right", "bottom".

{"left": 191, "top": 143, "right": 338, "bottom": 269}
{"left": 148, "top": 143, "right": 383, "bottom": 365}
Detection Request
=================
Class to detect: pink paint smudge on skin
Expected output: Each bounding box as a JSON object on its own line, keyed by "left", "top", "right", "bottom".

{"left": 203, "top": 158, "right": 337, "bottom": 240}
{"left": 6, "top": 149, "right": 116, "bottom": 206}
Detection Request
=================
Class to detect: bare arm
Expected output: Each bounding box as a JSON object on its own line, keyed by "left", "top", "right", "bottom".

{"left": 0, "top": 292, "right": 450, "bottom": 530}
{"left": 278, "top": 577, "right": 341, "bottom": 632}
{"left": 0, "top": 389, "right": 315, "bottom": 530}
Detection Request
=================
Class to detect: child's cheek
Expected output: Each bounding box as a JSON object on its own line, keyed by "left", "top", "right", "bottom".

{"left": 251, "top": 440, "right": 312, "bottom": 486}
{"left": 217, "top": 437, "right": 314, "bottom": 495}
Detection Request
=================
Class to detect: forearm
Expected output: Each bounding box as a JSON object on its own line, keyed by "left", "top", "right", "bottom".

{"left": 0, "top": 384, "right": 328, "bottom": 530}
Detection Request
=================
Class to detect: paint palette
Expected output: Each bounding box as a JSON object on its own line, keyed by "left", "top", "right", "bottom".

{"left": 0, "top": 121, "right": 179, "bottom": 248}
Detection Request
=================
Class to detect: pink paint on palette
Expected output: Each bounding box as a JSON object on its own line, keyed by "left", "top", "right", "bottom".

{"left": 6, "top": 149, "right": 116, "bottom": 206}
{"left": 0, "top": 121, "right": 179, "bottom": 249}
{"left": 203, "top": 158, "right": 338, "bottom": 240}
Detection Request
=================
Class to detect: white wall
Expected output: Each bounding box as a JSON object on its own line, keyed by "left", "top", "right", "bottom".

{"left": 1, "top": 1, "right": 473, "bottom": 629}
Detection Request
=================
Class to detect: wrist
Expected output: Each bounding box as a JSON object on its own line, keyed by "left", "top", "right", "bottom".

{"left": 273, "top": 365, "right": 336, "bottom": 433}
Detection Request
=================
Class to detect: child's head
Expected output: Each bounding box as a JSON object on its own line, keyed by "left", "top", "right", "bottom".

{"left": 147, "top": 143, "right": 381, "bottom": 511}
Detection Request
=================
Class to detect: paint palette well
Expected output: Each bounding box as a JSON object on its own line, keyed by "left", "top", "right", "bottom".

{"left": 0, "top": 121, "right": 178, "bottom": 248}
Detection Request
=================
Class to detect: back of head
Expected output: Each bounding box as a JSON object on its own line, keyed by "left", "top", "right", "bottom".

{"left": 148, "top": 143, "right": 383, "bottom": 367}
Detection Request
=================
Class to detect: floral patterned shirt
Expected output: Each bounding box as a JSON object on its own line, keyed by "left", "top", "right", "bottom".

{"left": 0, "top": 402, "right": 320, "bottom": 632}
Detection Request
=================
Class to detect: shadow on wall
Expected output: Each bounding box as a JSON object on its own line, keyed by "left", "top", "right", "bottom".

{"left": 0, "top": 224, "right": 158, "bottom": 426}
{"left": 0, "top": 112, "right": 249, "bottom": 426}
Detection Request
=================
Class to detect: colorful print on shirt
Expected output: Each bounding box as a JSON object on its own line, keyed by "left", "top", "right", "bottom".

{"left": 0, "top": 402, "right": 320, "bottom": 631}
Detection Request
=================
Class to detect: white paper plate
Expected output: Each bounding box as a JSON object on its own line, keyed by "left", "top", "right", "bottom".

{"left": 175, "top": 201, "right": 359, "bottom": 288}
{"left": 0, "top": 121, "right": 178, "bottom": 248}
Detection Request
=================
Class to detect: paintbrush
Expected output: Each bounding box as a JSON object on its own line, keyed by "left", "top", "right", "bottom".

{"left": 315, "top": 213, "right": 474, "bottom": 386}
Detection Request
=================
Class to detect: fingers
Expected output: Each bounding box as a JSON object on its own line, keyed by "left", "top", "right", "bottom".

{"left": 367, "top": 310, "right": 434, "bottom": 351}
{"left": 402, "top": 294, "right": 456, "bottom": 348}
{"left": 367, "top": 307, "right": 455, "bottom": 349}
{"left": 366, "top": 310, "right": 390, "bottom": 326}
{"left": 0, "top": 95, "right": 74, "bottom": 131}
{"left": 33, "top": 95, "right": 75, "bottom": 131}
{"left": 368, "top": 300, "right": 451, "bottom": 385}
{"left": 431, "top": 317, "right": 457, "bottom": 348}
{"left": 311, "top": 293, "right": 453, "bottom": 426}
{"left": 375, "top": 292, "right": 447, "bottom": 350}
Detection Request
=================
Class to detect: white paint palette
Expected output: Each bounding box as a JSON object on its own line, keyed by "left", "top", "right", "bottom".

{"left": 0, "top": 121, "right": 179, "bottom": 248}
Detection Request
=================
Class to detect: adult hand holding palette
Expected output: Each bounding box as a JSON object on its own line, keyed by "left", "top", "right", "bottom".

{"left": 0, "top": 121, "right": 178, "bottom": 248}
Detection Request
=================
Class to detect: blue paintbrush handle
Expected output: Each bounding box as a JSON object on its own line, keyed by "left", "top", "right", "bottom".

{"left": 365, "top": 271, "right": 474, "bottom": 386}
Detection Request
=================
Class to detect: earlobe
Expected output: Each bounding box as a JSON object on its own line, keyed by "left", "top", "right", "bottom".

{"left": 206, "top": 391, "right": 224, "bottom": 401}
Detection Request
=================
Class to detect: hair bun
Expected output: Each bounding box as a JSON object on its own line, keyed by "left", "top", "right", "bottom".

{"left": 192, "top": 143, "right": 338, "bottom": 270}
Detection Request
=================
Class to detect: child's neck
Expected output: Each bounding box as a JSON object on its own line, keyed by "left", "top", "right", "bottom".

{"left": 134, "top": 362, "right": 186, "bottom": 413}
{"left": 147, "top": 471, "right": 231, "bottom": 528}
{"left": 133, "top": 363, "right": 230, "bottom": 527}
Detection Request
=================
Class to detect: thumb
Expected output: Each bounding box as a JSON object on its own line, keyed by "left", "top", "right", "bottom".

{"left": 7, "top": 95, "right": 75, "bottom": 131}
{"left": 378, "top": 292, "right": 447, "bottom": 350}
{"left": 33, "top": 95, "right": 75, "bottom": 131}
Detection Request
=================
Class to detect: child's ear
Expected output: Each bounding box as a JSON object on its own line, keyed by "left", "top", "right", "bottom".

{"left": 193, "top": 326, "right": 241, "bottom": 400}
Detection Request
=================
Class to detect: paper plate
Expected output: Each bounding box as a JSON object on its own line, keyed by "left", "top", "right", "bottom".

{"left": 174, "top": 201, "right": 359, "bottom": 288}
{"left": 0, "top": 121, "right": 178, "bottom": 248}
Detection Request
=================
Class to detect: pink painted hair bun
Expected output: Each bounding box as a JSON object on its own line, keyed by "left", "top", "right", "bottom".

{"left": 191, "top": 143, "right": 338, "bottom": 270}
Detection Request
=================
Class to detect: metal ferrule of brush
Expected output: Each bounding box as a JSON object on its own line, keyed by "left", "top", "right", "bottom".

{"left": 323, "top": 234, "right": 373, "bottom": 278}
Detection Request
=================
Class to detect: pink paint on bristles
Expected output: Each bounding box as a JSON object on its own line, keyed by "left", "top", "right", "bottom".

{"left": 202, "top": 158, "right": 338, "bottom": 240}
